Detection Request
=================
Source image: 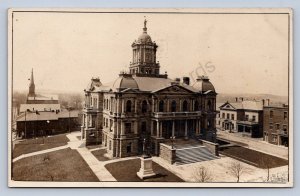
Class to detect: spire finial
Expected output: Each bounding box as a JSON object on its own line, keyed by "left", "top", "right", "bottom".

{"left": 143, "top": 17, "right": 147, "bottom": 33}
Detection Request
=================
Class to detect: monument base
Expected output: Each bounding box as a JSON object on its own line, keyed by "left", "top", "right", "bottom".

{"left": 136, "top": 156, "right": 156, "bottom": 179}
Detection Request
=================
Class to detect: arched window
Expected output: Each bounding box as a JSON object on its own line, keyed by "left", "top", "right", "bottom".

{"left": 182, "top": 100, "right": 188, "bottom": 112}
{"left": 208, "top": 100, "right": 212, "bottom": 111}
{"left": 194, "top": 100, "right": 199, "bottom": 111}
{"left": 159, "top": 100, "right": 164, "bottom": 112}
{"left": 126, "top": 100, "right": 132, "bottom": 112}
{"left": 171, "top": 100, "right": 177, "bottom": 112}
{"left": 142, "top": 100, "right": 148, "bottom": 113}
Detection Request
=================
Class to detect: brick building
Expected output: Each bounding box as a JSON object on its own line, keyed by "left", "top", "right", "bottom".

{"left": 81, "top": 20, "right": 218, "bottom": 158}
{"left": 263, "top": 105, "right": 289, "bottom": 146}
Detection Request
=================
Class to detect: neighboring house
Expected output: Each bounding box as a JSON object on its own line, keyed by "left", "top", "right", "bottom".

{"left": 81, "top": 20, "right": 218, "bottom": 158}
{"left": 263, "top": 104, "right": 289, "bottom": 146}
{"left": 218, "top": 98, "right": 265, "bottom": 138}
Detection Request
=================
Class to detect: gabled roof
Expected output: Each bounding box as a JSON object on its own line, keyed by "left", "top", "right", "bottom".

{"left": 152, "top": 83, "right": 196, "bottom": 94}
{"left": 220, "top": 100, "right": 263, "bottom": 111}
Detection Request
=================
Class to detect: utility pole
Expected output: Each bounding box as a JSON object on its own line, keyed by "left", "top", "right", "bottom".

{"left": 24, "top": 110, "right": 27, "bottom": 138}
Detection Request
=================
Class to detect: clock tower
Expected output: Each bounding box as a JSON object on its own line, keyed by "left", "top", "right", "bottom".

{"left": 129, "top": 19, "right": 160, "bottom": 77}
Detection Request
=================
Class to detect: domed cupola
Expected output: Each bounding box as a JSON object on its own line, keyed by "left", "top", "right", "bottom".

{"left": 112, "top": 73, "right": 139, "bottom": 92}
{"left": 192, "top": 75, "right": 216, "bottom": 93}
{"left": 85, "top": 77, "right": 102, "bottom": 91}
{"left": 129, "top": 19, "right": 160, "bottom": 77}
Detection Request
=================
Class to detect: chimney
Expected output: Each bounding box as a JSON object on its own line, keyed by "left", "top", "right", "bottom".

{"left": 266, "top": 99, "right": 270, "bottom": 106}
{"left": 183, "top": 77, "right": 190, "bottom": 85}
{"left": 175, "top": 78, "right": 180, "bottom": 82}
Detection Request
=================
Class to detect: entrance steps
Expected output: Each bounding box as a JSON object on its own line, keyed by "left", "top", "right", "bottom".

{"left": 175, "top": 146, "right": 218, "bottom": 165}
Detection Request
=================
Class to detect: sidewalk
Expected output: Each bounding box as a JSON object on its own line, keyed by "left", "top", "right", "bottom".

{"left": 12, "top": 145, "right": 69, "bottom": 163}
{"left": 66, "top": 132, "right": 117, "bottom": 181}
{"left": 217, "top": 131, "right": 288, "bottom": 160}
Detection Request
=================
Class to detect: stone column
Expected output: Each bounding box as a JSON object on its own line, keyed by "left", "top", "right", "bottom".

{"left": 179, "top": 100, "right": 182, "bottom": 111}
{"left": 172, "top": 120, "right": 175, "bottom": 137}
{"left": 156, "top": 121, "right": 160, "bottom": 138}
{"left": 116, "top": 98, "right": 120, "bottom": 114}
{"left": 151, "top": 120, "right": 153, "bottom": 136}
{"left": 185, "top": 120, "right": 188, "bottom": 139}
{"left": 114, "top": 119, "right": 117, "bottom": 135}
{"left": 121, "top": 121, "right": 124, "bottom": 135}
{"left": 160, "top": 121, "right": 163, "bottom": 137}
{"left": 121, "top": 99, "right": 125, "bottom": 113}
{"left": 167, "top": 99, "right": 170, "bottom": 112}
{"left": 134, "top": 121, "right": 138, "bottom": 134}
{"left": 134, "top": 99, "right": 137, "bottom": 113}
{"left": 243, "top": 125, "right": 246, "bottom": 133}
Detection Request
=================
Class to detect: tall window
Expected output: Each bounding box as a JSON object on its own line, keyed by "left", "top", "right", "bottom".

{"left": 171, "top": 100, "right": 177, "bottom": 112}
{"left": 194, "top": 100, "right": 199, "bottom": 111}
{"left": 207, "top": 100, "right": 212, "bottom": 111}
{"left": 222, "top": 112, "right": 225, "bottom": 118}
{"left": 252, "top": 115, "right": 256, "bottom": 122}
{"left": 125, "top": 123, "right": 132, "bottom": 134}
{"left": 142, "top": 100, "right": 148, "bottom": 113}
{"left": 270, "top": 110, "right": 274, "bottom": 118}
{"left": 245, "top": 115, "right": 249, "bottom": 121}
{"left": 182, "top": 100, "right": 188, "bottom": 112}
{"left": 227, "top": 113, "right": 230, "bottom": 119}
{"left": 284, "top": 112, "right": 288, "bottom": 120}
{"left": 159, "top": 100, "right": 164, "bottom": 112}
{"left": 231, "top": 114, "right": 234, "bottom": 120}
{"left": 127, "top": 142, "right": 132, "bottom": 153}
{"left": 126, "top": 100, "right": 132, "bottom": 112}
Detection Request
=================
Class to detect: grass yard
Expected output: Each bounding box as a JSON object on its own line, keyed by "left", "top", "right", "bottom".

{"left": 105, "top": 158, "right": 184, "bottom": 182}
{"left": 91, "top": 149, "right": 110, "bottom": 161}
{"left": 13, "top": 134, "right": 69, "bottom": 158}
{"left": 12, "top": 148, "right": 99, "bottom": 182}
{"left": 219, "top": 146, "right": 288, "bottom": 168}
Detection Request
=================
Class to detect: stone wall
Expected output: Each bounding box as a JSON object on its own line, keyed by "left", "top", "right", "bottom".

{"left": 200, "top": 139, "right": 219, "bottom": 156}
{"left": 159, "top": 143, "right": 176, "bottom": 164}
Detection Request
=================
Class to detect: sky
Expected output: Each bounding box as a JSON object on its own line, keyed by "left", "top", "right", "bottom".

{"left": 11, "top": 11, "right": 290, "bottom": 96}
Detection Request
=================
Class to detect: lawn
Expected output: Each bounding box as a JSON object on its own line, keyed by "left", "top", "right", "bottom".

{"left": 12, "top": 148, "right": 99, "bottom": 182}
{"left": 13, "top": 134, "right": 69, "bottom": 158}
{"left": 105, "top": 158, "right": 184, "bottom": 182}
{"left": 219, "top": 146, "right": 288, "bottom": 168}
{"left": 91, "top": 149, "right": 110, "bottom": 161}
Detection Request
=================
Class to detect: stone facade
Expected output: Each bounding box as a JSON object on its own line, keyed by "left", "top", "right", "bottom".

{"left": 81, "top": 20, "right": 217, "bottom": 158}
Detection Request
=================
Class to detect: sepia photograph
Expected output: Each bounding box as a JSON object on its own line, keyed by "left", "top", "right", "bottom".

{"left": 8, "top": 8, "right": 293, "bottom": 187}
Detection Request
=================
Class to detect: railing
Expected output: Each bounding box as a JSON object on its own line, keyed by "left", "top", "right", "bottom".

{"left": 236, "top": 120, "right": 258, "bottom": 126}
{"left": 153, "top": 111, "right": 202, "bottom": 118}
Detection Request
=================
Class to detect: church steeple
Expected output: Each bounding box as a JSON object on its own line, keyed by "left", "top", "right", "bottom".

{"left": 129, "top": 19, "right": 161, "bottom": 77}
{"left": 28, "top": 68, "right": 35, "bottom": 97}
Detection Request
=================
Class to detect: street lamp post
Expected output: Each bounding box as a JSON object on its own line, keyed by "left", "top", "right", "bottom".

{"left": 170, "top": 136, "right": 176, "bottom": 149}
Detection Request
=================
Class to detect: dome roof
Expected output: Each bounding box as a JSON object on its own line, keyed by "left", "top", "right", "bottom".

{"left": 85, "top": 77, "right": 102, "bottom": 91}
{"left": 137, "top": 32, "right": 152, "bottom": 43}
{"left": 192, "top": 76, "right": 216, "bottom": 93}
{"left": 112, "top": 74, "right": 139, "bottom": 91}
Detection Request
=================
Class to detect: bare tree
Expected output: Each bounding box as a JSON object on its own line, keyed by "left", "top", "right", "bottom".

{"left": 259, "top": 156, "right": 275, "bottom": 181}
{"left": 193, "top": 166, "right": 213, "bottom": 182}
{"left": 228, "top": 161, "right": 247, "bottom": 182}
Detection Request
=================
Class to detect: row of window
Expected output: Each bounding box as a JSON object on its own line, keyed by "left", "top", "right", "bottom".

{"left": 269, "top": 123, "right": 287, "bottom": 131}
{"left": 269, "top": 111, "right": 288, "bottom": 120}
{"left": 221, "top": 113, "right": 235, "bottom": 120}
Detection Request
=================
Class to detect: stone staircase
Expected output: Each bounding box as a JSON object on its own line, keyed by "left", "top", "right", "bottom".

{"left": 175, "top": 146, "right": 218, "bottom": 165}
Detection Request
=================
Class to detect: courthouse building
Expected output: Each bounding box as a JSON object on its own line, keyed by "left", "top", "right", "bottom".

{"left": 81, "top": 20, "right": 217, "bottom": 158}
